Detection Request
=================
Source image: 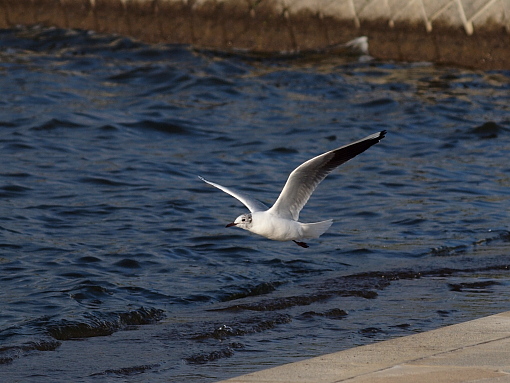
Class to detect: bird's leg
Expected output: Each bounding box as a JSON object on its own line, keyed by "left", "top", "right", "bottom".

{"left": 293, "top": 240, "right": 309, "bottom": 248}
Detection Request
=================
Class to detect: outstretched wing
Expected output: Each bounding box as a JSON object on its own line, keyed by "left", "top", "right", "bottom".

{"left": 198, "top": 176, "right": 269, "bottom": 213}
{"left": 268, "top": 131, "right": 386, "bottom": 220}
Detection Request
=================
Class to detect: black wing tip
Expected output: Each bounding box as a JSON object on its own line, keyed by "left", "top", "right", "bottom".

{"left": 379, "top": 130, "right": 387, "bottom": 140}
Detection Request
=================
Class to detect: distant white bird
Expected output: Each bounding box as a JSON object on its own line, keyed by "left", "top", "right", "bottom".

{"left": 200, "top": 131, "right": 386, "bottom": 248}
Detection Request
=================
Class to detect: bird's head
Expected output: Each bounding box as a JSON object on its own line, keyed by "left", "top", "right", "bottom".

{"left": 226, "top": 213, "right": 252, "bottom": 230}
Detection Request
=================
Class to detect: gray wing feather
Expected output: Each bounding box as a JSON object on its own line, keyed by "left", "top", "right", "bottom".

{"left": 268, "top": 131, "right": 386, "bottom": 220}
{"left": 198, "top": 176, "right": 269, "bottom": 213}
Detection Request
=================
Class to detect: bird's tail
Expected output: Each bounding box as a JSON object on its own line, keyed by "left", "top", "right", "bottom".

{"left": 300, "top": 220, "right": 333, "bottom": 239}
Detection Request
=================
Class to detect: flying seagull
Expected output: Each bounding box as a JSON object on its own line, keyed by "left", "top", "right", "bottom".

{"left": 199, "top": 130, "right": 386, "bottom": 248}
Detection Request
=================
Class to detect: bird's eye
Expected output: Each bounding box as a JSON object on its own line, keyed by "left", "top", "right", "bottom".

{"left": 242, "top": 218, "right": 245, "bottom": 222}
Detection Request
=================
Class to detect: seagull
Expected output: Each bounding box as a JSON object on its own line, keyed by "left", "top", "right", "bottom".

{"left": 199, "top": 131, "right": 386, "bottom": 248}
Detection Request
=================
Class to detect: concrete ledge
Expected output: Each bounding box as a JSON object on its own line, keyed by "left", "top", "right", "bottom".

{"left": 1, "top": 0, "right": 509, "bottom": 69}
{"left": 217, "top": 311, "right": 510, "bottom": 383}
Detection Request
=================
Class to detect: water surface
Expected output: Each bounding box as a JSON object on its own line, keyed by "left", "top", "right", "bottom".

{"left": 1, "top": 26, "right": 509, "bottom": 382}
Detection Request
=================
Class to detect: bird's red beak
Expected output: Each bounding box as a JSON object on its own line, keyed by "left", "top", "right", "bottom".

{"left": 226, "top": 222, "right": 237, "bottom": 228}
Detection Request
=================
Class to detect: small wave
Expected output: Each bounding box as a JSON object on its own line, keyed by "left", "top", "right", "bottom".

{"left": 0, "top": 172, "right": 32, "bottom": 178}
{"left": 468, "top": 121, "right": 507, "bottom": 139}
{"left": 359, "top": 326, "right": 386, "bottom": 338}
{"left": 90, "top": 364, "right": 159, "bottom": 377}
{"left": 212, "top": 270, "right": 430, "bottom": 314}
{"left": 355, "top": 97, "right": 397, "bottom": 110}
{"left": 430, "top": 231, "right": 510, "bottom": 257}
{"left": 0, "top": 243, "right": 23, "bottom": 249}
{"left": 221, "top": 281, "right": 282, "bottom": 302}
{"left": 448, "top": 280, "right": 501, "bottom": 293}
{"left": 212, "top": 289, "right": 377, "bottom": 312}
{"left": 299, "top": 308, "right": 348, "bottom": 320}
{"left": 1, "top": 185, "right": 31, "bottom": 192}
{"left": 190, "top": 313, "right": 292, "bottom": 341}
{"left": 265, "top": 146, "right": 299, "bottom": 156}
{"left": 392, "top": 218, "right": 427, "bottom": 226}
{"left": 430, "top": 245, "right": 468, "bottom": 257}
{"left": 46, "top": 307, "right": 165, "bottom": 341}
{"left": 114, "top": 258, "right": 142, "bottom": 269}
{"left": 0, "top": 184, "right": 32, "bottom": 198}
{"left": 185, "top": 346, "right": 237, "bottom": 364}
{"left": 78, "top": 177, "right": 131, "bottom": 186}
{"left": 30, "top": 118, "right": 85, "bottom": 131}
{"left": 1, "top": 142, "right": 35, "bottom": 151}
{"left": 122, "top": 119, "right": 194, "bottom": 135}
{"left": 0, "top": 340, "right": 61, "bottom": 365}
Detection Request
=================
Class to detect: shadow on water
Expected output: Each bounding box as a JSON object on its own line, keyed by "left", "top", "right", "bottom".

{"left": 0, "top": 25, "right": 509, "bottom": 382}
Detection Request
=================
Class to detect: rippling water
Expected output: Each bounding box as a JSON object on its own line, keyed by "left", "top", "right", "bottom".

{"left": 1, "top": 26, "right": 509, "bottom": 382}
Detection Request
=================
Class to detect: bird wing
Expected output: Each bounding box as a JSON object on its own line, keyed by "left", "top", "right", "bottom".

{"left": 198, "top": 176, "right": 269, "bottom": 213}
{"left": 267, "top": 130, "right": 386, "bottom": 221}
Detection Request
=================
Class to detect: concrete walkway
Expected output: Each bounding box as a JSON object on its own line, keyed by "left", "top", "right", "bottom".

{"left": 218, "top": 311, "right": 510, "bottom": 383}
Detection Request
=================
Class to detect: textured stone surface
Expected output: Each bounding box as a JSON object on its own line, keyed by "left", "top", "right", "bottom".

{"left": 1, "top": 0, "right": 508, "bottom": 68}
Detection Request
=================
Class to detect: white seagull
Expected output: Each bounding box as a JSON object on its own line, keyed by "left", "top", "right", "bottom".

{"left": 199, "top": 130, "right": 386, "bottom": 248}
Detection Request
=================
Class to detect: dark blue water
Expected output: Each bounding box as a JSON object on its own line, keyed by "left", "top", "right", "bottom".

{"left": 1, "top": 26, "right": 509, "bottom": 382}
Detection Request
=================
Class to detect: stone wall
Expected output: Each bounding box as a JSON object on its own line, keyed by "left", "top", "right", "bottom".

{"left": 1, "top": 0, "right": 509, "bottom": 69}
